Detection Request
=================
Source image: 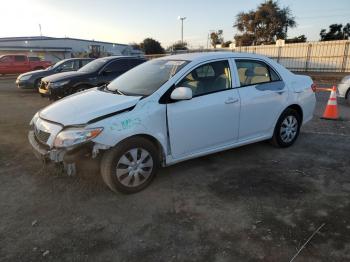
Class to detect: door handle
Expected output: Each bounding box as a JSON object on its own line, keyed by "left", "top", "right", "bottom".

{"left": 225, "top": 98, "right": 239, "bottom": 104}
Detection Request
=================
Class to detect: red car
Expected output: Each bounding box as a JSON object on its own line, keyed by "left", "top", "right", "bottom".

{"left": 0, "top": 55, "right": 51, "bottom": 75}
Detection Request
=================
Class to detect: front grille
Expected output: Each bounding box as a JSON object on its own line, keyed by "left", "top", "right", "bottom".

{"left": 34, "top": 127, "right": 50, "bottom": 144}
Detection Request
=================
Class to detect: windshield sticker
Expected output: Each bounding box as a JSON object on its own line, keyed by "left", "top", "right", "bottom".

{"left": 110, "top": 118, "right": 141, "bottom": 131}
{"left": 165, "top": 61, "right": 186, "bottom": 66}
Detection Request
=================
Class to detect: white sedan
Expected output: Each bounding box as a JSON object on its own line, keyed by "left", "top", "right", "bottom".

{"left": 28, "top": 52, "right": 316, "bottom": 193}
{"left": 338, "top": 75, "right": 350, "bottom": 104}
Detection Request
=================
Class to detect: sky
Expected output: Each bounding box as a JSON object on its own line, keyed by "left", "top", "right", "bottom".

{"left": 0, "top": 0, "right": 350, "bottom": 48}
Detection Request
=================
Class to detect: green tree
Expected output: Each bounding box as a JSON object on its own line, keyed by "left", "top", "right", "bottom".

{"left": 320, "top": 23, "right": 350, "bottom": 41}
{"left": 286, "top": 35, "right": 307, "bottom": 43}
{"left": 169, "top": 41, "right": 188, "bottom": 51}
{"left": 210, "top": 30, "right": 223, "bottom": 48}
{"left": 221, "top": 40, "right": 232, "bottom": 48}
{"left": 233, "top": 0, "right": 296, "bottom": 46}
{"left": 140, "top": 38, "right": 165, "bottom": 54}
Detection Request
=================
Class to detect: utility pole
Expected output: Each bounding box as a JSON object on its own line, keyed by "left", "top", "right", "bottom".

{"left": 178, "top": 16, "right": 186, "bottom": 45}
{"left": 39, "top": 24, "right": 42, "bottom": 37}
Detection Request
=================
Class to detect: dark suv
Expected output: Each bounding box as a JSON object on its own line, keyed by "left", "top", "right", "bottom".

{"left": 39, "top": 56, "right": 146, "bottom": 100}
{"left": 16, "top": 58, "right": 93, "bottom": 89}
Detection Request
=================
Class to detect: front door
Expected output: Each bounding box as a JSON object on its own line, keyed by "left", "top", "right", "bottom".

{"left": 234, "top": 59, "right": 288, "bottom": 141}
{"left": 167, "top": 60, "right": 240, "bottom": 159}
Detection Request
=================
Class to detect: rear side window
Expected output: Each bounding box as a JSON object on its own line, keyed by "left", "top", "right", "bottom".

{"left": 29, "top": 57, "right": 40, "bottom": 61}
{"left": 105, "top": 59, "right": 130, "bottom": 73}
{"left": 14, "top": 56, "right": 26, "bottom": 62}
{"left": 81, "top": 59, "right": 92, "bottom": 67}
{"left": 235, "top": 60, "right": 280, "bottom": 86}
{"left": 129, "top": 59, "right": 145, "bottom": 68}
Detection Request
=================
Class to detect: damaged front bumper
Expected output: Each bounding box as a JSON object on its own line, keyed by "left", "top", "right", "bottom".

{"left": 28, "top": 130, "right": 90, "bottom": 164}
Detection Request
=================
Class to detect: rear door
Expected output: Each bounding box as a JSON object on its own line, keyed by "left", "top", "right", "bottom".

{"left": 167, "top": 59, "right": 240, "bottom": 159}
{"left": 233, "top": 59, "right": 288, "bottom": 141}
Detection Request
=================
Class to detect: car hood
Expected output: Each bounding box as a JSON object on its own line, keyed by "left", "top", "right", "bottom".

{"left": 19, "top": 69, "right": 46, "bottom": 78}
{"left": 39, "top": 88, "right": 142, "bottom": 126}
{"left": 42, "top": 71, "right": 85, "bottom": 82}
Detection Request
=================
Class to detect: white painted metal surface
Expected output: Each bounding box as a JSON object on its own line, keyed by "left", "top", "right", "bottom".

{"left": 30, "top": 52, "right": 316, "bottom": 167}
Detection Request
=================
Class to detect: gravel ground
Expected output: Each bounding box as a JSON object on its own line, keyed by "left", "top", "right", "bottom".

{"left": 0, "top": 77, "right": 349, "bottom": 262}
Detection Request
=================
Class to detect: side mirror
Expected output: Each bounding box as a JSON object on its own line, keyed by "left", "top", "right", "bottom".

{"left": 170, "top": 87, "right": 192, "bottom": 101}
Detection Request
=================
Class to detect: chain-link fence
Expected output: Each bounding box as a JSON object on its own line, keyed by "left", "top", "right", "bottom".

{"left": 145, "top": 40, "right": 350, "bottom": 73}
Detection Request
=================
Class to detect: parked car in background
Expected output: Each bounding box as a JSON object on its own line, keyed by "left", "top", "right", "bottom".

{"left": 338, "top": 75, "right": 350, "bottom": 104}
{"left": 16, "top": 58, "right": 93, "bottom": 89}
{"left": 29, "top": 52, "right": 316, "bottom": 194}
{"left": 0, "top": 55, "right": 51, "bottom": 75}
{"left": 38, "top": 56, "right": 146, "bottom": 100}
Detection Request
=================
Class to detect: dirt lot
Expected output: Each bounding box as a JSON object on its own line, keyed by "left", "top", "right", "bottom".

{"left": 1, "top": 76, "right": 350, "bottom": 262}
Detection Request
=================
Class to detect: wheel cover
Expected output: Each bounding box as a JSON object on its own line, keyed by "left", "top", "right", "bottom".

{"left": 280, "top": 115, "right": 298, "bottom": 143}
{"left": 115, "top": 148, "right": 153, "bottom": 188}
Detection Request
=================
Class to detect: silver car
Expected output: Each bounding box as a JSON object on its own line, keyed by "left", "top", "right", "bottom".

{"left": 338, "top": 75, "right": 350, "bottom": 104}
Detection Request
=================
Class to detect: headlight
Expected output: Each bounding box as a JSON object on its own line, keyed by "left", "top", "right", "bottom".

{"left": 53, "top": 127, "right": 103, "bottom": 148}
{"left": 51, "top": 80, "right": 70, "bottom": 88}
{"left": 30, "top": 112, "right": 39, "bottom": 126}
{"left": 20, "top": 74, "right": 32, "bottom": 81}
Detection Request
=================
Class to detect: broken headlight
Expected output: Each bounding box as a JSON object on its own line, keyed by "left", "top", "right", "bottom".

{"left": 53, "top": 127, "right": 103, "bottom": 148}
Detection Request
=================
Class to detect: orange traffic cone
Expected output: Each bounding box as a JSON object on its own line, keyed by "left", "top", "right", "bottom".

{"left": 321, "top": 86, "right": 339, "bottom": 120}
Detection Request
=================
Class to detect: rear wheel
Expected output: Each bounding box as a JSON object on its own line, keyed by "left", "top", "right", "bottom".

{"left": 271, "top": 108, "right": 301, "bottom": 148}
{"left": 100, "top": 137, "right": 160, "bottom": 194}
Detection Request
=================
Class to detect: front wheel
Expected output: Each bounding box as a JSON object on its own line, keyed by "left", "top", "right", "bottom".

{"left": 100, "top": 137, "right": 160, "bottom": 194}
{"left": 270, "top": 108, "right": 301, "bottom": 148}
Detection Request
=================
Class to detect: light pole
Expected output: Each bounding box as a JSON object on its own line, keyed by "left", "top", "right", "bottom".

{"left": 178, "top": 16, "right": 186, "bottom": 45}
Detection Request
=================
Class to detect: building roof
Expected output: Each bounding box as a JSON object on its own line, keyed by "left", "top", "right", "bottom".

{"left": 0, "top": 46, "right": 72, "bottom": 51}
{"left": 0, "top": 36, "right": 128, "bottom": 46}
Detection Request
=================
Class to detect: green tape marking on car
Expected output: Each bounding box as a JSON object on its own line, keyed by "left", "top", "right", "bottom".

{"left": 110, "top": 118, "right": 142, "bottom": 131}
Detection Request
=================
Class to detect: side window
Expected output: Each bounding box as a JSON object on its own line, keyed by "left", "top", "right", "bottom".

{"left": 105, "top": 60, "right": 130, "bottom": 73}
{"left": 73, "top": 60, "right": 80, "bottom": 70}
{"left": 0, "top": 56, "right": 12, "bottom": 63}
{"left": 60, "top": 60, "right": 75, "bottom": 71}
{"left": 129, "top": 59, "right": 145, "bottom": 68}
{"left": 196, "top": 65, "right": 215, "bottom": 77}
{"left": 270, "top": 69, "right": 280, "bottom": 81}
{"left": 177, "top": 60, "right": 232, "bottom": 97}
{"left": 81, "top": 59, "right": 92, "bottom": 67}
{"left": 236, "top": 60, "right": 280, "bottom": 86}
{"left": 14, "top": 56, "right": 26, "bottom": 62}
{"left": 29, "top": 57, "right": 40, "bottom": 61}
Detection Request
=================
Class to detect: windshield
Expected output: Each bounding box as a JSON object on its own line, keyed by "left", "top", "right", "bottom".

{"left": 78, "top": 59, "right": 107, "bottom": 73}
{"left": 48, "top": 60, "right": 67, "bottom": 70}
{"left": 107, "top": 59, "right": 189, "bottom": 96}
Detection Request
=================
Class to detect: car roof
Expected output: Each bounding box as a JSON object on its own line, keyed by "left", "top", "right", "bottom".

{"left": 158, "top": 52, "right": 271, "bottom": 63}
{"left": 95, "top": 55, "right": 144, "bottom": 62}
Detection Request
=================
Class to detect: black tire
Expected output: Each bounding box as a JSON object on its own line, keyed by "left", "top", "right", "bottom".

{"left": 270, "top": 108, "right": 301, "bottom": 148}
{"left": 34, "top": 78, "right": 42, "bottom": 91}
{"left": 100, "top": 137, "right": 160, "bottom": 194}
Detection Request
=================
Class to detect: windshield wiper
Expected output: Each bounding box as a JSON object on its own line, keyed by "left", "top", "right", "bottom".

{"left": 99, "top": 84, "right": 125, "bottom": 95}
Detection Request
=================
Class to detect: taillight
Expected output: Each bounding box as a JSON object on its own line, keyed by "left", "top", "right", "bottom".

{"left": 311, "top": 83, "right": 317, "bottom": 93}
